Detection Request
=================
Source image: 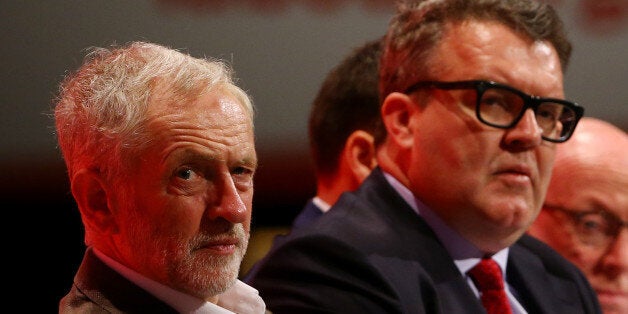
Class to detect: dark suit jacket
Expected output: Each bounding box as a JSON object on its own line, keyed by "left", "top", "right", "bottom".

{"left": 243, "top": 199, "right": 323, "bottom": 282}
{"left": 59, "top": 247, "right": 177, "bottom": 313}
{"left": 247, "top": 167, "right": 601, "bottom": 314}
{"left": 291, "top": 199, "right": 324, "bottom": 229}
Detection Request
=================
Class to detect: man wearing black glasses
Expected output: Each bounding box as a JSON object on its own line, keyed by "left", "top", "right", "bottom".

{"left": 248, "top": 1, "right": 600, "bottom": 313}
{"left": 529, "top": 117, "right": 628, "bottom": 314}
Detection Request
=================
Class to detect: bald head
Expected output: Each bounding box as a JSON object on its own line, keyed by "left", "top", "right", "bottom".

{"left": 555, "top": 117, "right": 627, "bottom": 170}
{"left": 547, "top": 118, "right": 628, "bottom": 203}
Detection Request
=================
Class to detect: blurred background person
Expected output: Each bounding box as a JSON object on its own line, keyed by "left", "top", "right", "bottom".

{"left": 55, "top": 41, "right": 265, "bottom": 313}
{"left": 241, "top": 38, "right": 384, "bottom": 279}
{"left": 528, "top": 117, "right": 628, "bottom": 314}
{"left": 294, "top": 37, "right": 384, "bottom": 228}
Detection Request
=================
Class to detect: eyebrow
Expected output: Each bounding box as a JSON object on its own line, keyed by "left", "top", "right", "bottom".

{"left": 169, "top": 148, "right": 257, "bottom": 169}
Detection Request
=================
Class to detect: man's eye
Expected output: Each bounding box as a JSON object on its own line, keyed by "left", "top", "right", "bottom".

{"left": 176, "top": 168, "right": 194, "bottom": 180}
{"left": 232, "top": 166, "right": 254, "bottom": 189}
{"left": 578, "top": 214, "right": 608, "bottom": 235}
{"left": 232, "top": 166, "right": 252, "bottom": 176}
{"left": 169, "top": 167, "right": 206, "bottom": 195}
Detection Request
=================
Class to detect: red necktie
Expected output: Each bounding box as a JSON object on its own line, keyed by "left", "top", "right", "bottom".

{"left": 468, "top": 258, "right": 513, "bottom": 314}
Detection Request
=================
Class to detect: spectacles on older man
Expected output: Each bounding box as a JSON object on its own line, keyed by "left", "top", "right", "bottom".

{"left": 543, "top": 205, "right": 628, "bottom": 248}
{"left": 404, "top": 80, "right": 584, "bottom": 143}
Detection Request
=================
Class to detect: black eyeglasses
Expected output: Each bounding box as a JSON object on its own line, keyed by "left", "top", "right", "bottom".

{"left": 544, "top": 205, "right": 628, "bottom": 248}
{"left": 404, "top": 80, "right": 584, "bottom": 143}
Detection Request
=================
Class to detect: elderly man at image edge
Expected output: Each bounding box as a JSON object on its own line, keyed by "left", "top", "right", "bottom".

{"left": 55, "top": 41, "right": 266, "bottom": 313}
{"left": 247, "top": 0, "right": 601, "bottom": 313}
{"left": 529, "top": 117, "right": 628, "bottom": 314}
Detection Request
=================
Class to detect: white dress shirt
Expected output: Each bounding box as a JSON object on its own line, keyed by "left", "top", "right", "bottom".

{"left": 312, "top": 196, "right": 332, "bottom": 213}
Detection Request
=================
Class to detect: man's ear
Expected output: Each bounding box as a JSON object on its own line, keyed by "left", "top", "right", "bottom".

{"left": 381, "top": 92, "right": 416, "bottom": 148}
{"left": 344, "top": 130, "right": 377, "bottom": 182}
{"left": 71, "top": 169, "right": 118, "bottom": 234}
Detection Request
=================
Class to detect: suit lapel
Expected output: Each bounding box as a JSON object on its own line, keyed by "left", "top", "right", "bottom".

{"left": 508, "top": 238, "right": 584, "bottom": 314}
{"left": 361, "top": 169, "right": 487, "bottom": 313}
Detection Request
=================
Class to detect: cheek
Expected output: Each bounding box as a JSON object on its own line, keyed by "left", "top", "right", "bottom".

{"left": 538, "top": 146, "right": 556, "bottom": 180}
{"left": 550, "top": 231, "right": 600, "bottom": 270}
{"left": 153, "top": 197, "right": 205, "bottom": 236}
{"left": 127, "top": 165, "right": 167, "bottom": 211}
{"left": 568, "top": 245, "right": 602, "bottom": 271}
{"left": 533, "top": 148, "right": 556, "bottom": 199}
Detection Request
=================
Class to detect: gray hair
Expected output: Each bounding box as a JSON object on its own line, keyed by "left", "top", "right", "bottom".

{"left": 54, "top": 41, "right": 254, "bottom": 183}
{"left": 380, "top": 0, "right": 572, "bottom": 99}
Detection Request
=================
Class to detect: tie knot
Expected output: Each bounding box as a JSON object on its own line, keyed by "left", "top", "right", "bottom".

{"left": 469, "top": 258, "right": 504, "bottom": 291}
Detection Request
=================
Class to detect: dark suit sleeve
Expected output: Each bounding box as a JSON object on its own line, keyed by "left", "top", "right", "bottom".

{"left": 248, "top": 234, "right": 413, "bottom": 314}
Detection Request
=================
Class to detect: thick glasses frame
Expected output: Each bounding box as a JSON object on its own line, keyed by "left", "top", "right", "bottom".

{"left": 404, "top": 80, "right": 584, "bottom": 143}
{"left": 544, "top": 205, "right": 628, "bottom": 248}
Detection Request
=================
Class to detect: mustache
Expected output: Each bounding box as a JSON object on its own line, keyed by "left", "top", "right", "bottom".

{"left": 189, "top": 223, "right": 247, "bottom": 249}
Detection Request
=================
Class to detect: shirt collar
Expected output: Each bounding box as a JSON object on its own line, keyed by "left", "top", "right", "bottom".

{"left": 93, "top": 248, "right": 254, "bottom": 313}
{"left": 312, "top": 196, "right": 332, "bottom": 213}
